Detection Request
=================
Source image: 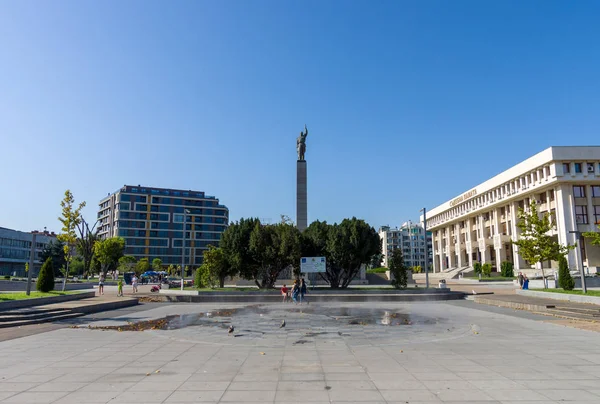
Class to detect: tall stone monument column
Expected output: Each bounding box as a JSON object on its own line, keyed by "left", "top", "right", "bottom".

{"left": 297, "top": 160, "right": 307, "bottom": 231}
{"left": 296, "top": 125, "right": 308, "bottom": 232}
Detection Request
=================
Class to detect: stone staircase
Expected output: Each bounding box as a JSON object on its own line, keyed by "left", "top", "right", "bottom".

{"left": 0, "top": 296, "right": 138, "bottom": 328}
{"left": 412, "top": 266, "right": 472, "bottom": 281}
{"left": 0, "top": 307, "right": 84, "bottom": 328}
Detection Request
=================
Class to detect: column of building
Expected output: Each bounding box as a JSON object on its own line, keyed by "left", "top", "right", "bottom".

{"left": 455, "top": 222, "right": 463, "bottom": 268}
{"left": 493, "top": 207, "right": 506, "bottom": 270}
{"left": 476, "top": 214, "right": 489, "bottom": 264}
{"left": 465, "top": 217, "right": 474, "bottom": 268}
{"left": 509, "top": 200, "right": 527, "bottom": 270}
{"left": 555, "top": 184, "right": 581, "bottom": 270}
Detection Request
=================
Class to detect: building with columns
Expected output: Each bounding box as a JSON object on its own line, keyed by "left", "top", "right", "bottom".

{"left": 422, "top": 146, "right": 600, "bottom": 275}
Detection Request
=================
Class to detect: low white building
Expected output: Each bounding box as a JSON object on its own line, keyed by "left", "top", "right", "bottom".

{"left": 379, "top": 222, "right": 432, "bottom": 269}
{"left": 421, "top": 146, "right": 600, "bottom": 275}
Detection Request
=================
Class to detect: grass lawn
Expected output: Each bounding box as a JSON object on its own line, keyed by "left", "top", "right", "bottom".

{"left": 532, "top": 289, "right": 600, "bottom": 297}
{"left": 366, "top": 267, "right": 388, "bottom": 274}
{"left": 0, "top": 291, "right": 75, "bottom": 301}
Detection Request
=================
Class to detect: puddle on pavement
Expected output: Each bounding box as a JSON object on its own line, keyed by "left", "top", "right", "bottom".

{"left": 87, "top": 305, "right": 445, "bottom": 332}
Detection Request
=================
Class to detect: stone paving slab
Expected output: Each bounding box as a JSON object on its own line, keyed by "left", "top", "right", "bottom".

{"left": 0, "top": 302, "right": 599, "bottom": 403}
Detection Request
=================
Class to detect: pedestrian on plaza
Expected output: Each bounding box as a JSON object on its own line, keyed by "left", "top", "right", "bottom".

{"left": 117, "top": 279, "right": 124, "bottom": 297}
{"left": 281, "top": 284, "right": 289, "bottom": 303}
{"left": 523, "top": 275, "right": 529, "bottom": 290}
{"left": 300, "top": 278, "right": 309, "bottom": 305}
{"left": 518, "top": 272, "right": 524, "bottom": 289}
{"left": 98, "top": 273, "right": 105, "bottom": 295}
{"left": 132, "top": 274, "right": 138, "bottom": 293}
{"left": 291, "top": 280, "right": 300, "bottom": 304}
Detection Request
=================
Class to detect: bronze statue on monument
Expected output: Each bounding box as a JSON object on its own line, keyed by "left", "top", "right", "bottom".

{"left": 297, "top": 124, "right": 308, "bottom": 161}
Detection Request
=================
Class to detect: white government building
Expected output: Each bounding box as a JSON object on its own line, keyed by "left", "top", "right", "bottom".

{"left": 421, "top": 146, "right": 600, "bottom": 277}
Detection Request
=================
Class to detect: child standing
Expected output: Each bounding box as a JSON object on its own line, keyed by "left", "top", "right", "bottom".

{"left": 117, "top": 279, "right": 124, "bottom": 297}
{"left": 280, "top": 284, "right": 289, "bottom": 303}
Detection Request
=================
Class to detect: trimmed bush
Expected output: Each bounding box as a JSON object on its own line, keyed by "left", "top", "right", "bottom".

{"left": 3, "top": 275, "right": 10, "bottom": 280}
{"left": 36, "top": 258, "right": 55, "bottom": 292}
{"left": 500, "top": 261, "right": 514, "bottom": 277}
{"left": 473, "top": 262, "right": 482, "bottom": 275}
{"left": 558, "top": 255, "right": 575, "bottom": 290}
{"left": 412, "top": 266, "right": 422, "bottom": 273}
{"left": 389, "top": 249, "right": 408, "bottom": 289}
{"left": 482, "top": 263, "right": 492, "bottom": 277}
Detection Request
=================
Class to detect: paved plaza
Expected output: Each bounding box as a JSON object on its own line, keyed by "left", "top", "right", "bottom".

{"left": 0, "top": 301, "right": 599, "bottom": 403}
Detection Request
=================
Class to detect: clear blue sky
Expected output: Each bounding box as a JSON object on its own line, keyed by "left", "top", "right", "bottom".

{"left": 2, "top": 0, "right": 600, "bottom": 233}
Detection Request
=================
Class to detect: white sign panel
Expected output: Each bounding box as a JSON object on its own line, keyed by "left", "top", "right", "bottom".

{"left": 301, "top": 257, "right": 326, "bottom": 273}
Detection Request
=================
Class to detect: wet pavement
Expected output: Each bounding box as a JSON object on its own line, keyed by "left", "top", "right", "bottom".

{"left": 1, "top": 301, "right": 600, "bottom": 403}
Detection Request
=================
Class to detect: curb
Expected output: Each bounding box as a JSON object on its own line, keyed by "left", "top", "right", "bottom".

{"left": 0, "top": 291, "right": 96, "bottom": 311}
{"left": 517, "top": 290, "right": 600, "bottom": 306}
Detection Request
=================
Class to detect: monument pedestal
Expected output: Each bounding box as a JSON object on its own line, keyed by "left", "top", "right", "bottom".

{"left": 296, "top": 160, "right": 307, "bottom": 231}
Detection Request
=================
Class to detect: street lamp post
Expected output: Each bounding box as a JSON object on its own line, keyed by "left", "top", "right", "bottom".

{"left": 26, "top": 231, "right": 38, "bottom": 296}
{"left": 420, "top": 208, "right": 430, "bottom": 289}
{"left": 568, "top": 230, "right": 587, "bottom": 293}
{"left": 181, "top": 209, "right": 191, "bottom": 291}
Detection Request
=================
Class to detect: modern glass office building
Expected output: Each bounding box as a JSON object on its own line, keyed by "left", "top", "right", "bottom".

{"left": 98, "top": 185, "right": 229, "bottom": 266}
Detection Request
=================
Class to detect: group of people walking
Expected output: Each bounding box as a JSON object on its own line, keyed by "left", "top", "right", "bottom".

{"left": 281, "top": 278, "right": 309, "bottom": 304}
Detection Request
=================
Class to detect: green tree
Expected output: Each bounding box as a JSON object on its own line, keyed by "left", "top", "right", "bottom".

{"left": 389, "top": 248, "right": 408, "bottom": 289}
{"left": 199, "top": 245, "right": 231, "bottom": 288}
{"left": 557, "top": 255, "right": 575, "bottom": 290}
{"left": 221, "top": 218, "right": 260, "bottom": 280}
{"left": 167, "top": 264, "right": 176, "bottom": 276}
{"left": 76, "top": 218, "right": 98, "bottom": 277}
{"left": 512, "top": 201, "right": 575, "bottom": 288}
{"left": 36, "top": 257, "right": 55, "bottom": 292}
{"left": 583, "top": 224, "right": 600, "bottom": 246}
{"left": 370, "top": 253, "right": 383, "bottom": 269}
{"left": 246, "top": 222, "right": 302, "bottom": 289}
{"left": 324, "top": 218, "right": 381, "bottom": 288}
{"left": 301, "top": 220, "right": 329, "bottom": 258}
{"left": 136, "top": 258, "right": 150, "bottom": 275}
{"left": 482, "top": 263, "right": 492, "bottom": 277}
{"left": 69, "top": 257, "right": 85, "bottom": 276}
{"left": 118, "top": 255, "right": 137, "bottom": 273}
{"left": 94, "top": 237, "right": 125, "bottom": 275}
{"left": 57, "top": 190, "right": 86, "bottom": 291}
{"left": 473, "top": 262, "right": 482, "bottom": 275}
{"left": 40, "top": 239, "right": 66, "bottom": 277}
{"left": 152, "top": 258, "right": 163, "bottom": 271}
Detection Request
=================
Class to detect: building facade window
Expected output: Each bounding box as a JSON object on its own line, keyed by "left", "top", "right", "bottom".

{"left": 575, "top": 206, "right": 588, "bottom": 224}
{"left": 594, "top": 206, "right": 600, "bottom": 224}
{"left": 592, "top": 186, "right": 600, "bottom": 197}
{"left": 573, "top": 186, "right": 586, "bottom": 198}
{"left": 563, "top": 163, "right": 570, "bottom": 173}
{"left": 574, "top": 163, "right": 582, "bottom": 173}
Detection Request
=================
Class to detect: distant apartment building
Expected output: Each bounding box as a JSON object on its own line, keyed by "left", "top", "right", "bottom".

{"left": 378, "top": 221, "right": 433, "bottom": 269}
{"left": 423, "top": 146, "right": 600, "bottom": 275}
{"left": 0, "top": 227, "right": 57, "bottom": 276}
{"left": 98, "top": 185, "right": 229, "bottom": 266}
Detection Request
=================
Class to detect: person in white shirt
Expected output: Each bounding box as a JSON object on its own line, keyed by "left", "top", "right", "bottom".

{"left": 131, "top": 275, "right": 138, "bottom": 293}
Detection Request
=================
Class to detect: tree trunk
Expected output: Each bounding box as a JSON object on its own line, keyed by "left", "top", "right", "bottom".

{"left": 219, "top": 276, "right": 225, "bottom": 289}
{"left": 61, "top": 262, "right": 68, "bottom": 292}
{"left": 541, "top": 265, "right": 547, "bottom": 289}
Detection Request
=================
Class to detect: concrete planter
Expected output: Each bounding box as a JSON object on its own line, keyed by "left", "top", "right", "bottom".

{"left": 517, "top": 289, "right": 600, "bottom": 306}
{"left": 529, "top": 279, "right": 557, "bottom": 289}
{"left": 0, "top": 291, "right": 95, "bottom": 310}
